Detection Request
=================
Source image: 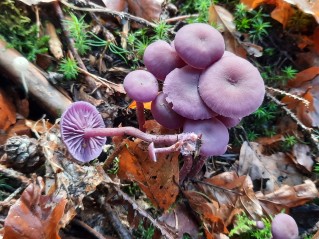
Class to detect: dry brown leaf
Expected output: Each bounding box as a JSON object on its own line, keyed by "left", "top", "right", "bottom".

{"left": 270, "top": 0, "right": 294, "bottom": 27}
{"left": 3, "top": 177, "right": 67, "bottom": 239}
{"left": 199, "top": 172, "right": 262, "bottom": 222}
{"left": 183, "top": 190, "right": 229, "bottom": 238}
{"left": 256, "top": 179, "right": 318, "bottom": 214}
{"left": 289, "top": 143, "right": 314, "bottom": 172}
{"left": 117, "top": 139, "right": 179, "bottom": 211}
{"left": 238, "top": 142, "right": 307, "bottom": 193}
{"left": 288, "top": 66, "right": 319, "bottom": 88}
{"left": 0, "top": 89, "right": 16, "bottom": 131}
{"left": 284, "top": 0, "right": 319, "bottom": 23}
{"left": 46, "top": 22, "right": 63, "bottom": 60}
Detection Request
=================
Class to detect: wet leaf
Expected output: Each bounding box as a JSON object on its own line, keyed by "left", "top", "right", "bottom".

{"left": 0, "top": 89, "right": 16, "bottom": 131}
{"left": 3, "top": 178, "right": 67, "bottom": 239}
{"left": 117, "top": 139, "right": 179, "bottom": 210}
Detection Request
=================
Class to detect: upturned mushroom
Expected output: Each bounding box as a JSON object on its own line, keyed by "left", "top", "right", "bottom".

{"left": 123, "top": 70, "right": 159, "bottom": 131}
{"left": 198, "top": 55, "right": 265, "bottom": 118}
{"left": 174, "top": 23, "right": 225, "bottom": 69}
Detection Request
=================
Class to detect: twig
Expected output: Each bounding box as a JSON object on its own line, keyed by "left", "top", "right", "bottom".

{"left": 191, "top": 179, "right": 243, "bottom": 196}
{"left": 3, "top": 186, "right": 24, "bottom": 202}
{"left": 266, "top": 86, "right": 309, "bottom": 107}
{"left": 73, "top": 218, "right": 113, "bottom": 239}
{"left": 164, "top": 14, "right": 199, "bottom": 23}
{"left": 266, "top": 92, "right": 319, "bottom": 151}
{"left": 60, "top": 0, "right": 156, "bottom": 28}
{"left": 110, "top": 184, "right": 177, "bottom": 239}
{"left": 101, "top": 202, "right": 132, "bottom": 239}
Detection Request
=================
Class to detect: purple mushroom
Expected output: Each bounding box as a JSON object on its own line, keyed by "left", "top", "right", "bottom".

{"left": 123, "top": 70, "right": 159, "bottom": 131}
{"left": 174, "top": 23, "right": 225, "bottom": 69}
{"left": 271, "top": 213, "right": 299, "bottom": 239}
{"left": 143, "top": 40, "right": 185, "bottom": 81}
{"left": 60, "top": 101, "right": 199, "bottom": 163}
{"left": 163, "top": 65, "right": 216, "bottom": 120}
{"left": 198, "top": 55, "right": 265, "bottom": 118}
{"left": 216, "top": 115, "right": 241, "bottom": 128}
{"left": 151, "top": 92, "right": 185, "bottom": 129}
{"left": 60, "top": 101, "right": 107, "bottom": 163}
{"left": 183, "top": 118, "right": 229, "bottom": 157}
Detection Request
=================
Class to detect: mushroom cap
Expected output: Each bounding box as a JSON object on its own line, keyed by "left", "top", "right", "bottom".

{"left": 123, "top": 70, "right": 159, "bottom": 102}
{"left": 198, "top": 56, "right": 265, "bottom": 118}
{"left": 183, "top": 118, "right": 229, "bottom": 156}
{"left": 174, "top": 23, "right": 225, "bottom": 69}
{"left": 13, "top": 57, "right": 29, "bottom": 72}
{"left": 216, "top": 115, "right": 241, "bottom": 128}
{"left": 143, "top": 40, "right": 185, "bottom": 81}
{"left": 60, "top": 101, "right": 106, "bottom": 163}
{"left": 271, "top": 213, "right": 299, "bottom": 239}
{"left": 163, "top": 65, "right": 216, "bottom": 120}
{"left": 151, "top": 92, "right": 185, "bottom": 129}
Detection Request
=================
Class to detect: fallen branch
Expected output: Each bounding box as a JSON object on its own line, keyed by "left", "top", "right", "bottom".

{"left": 0, "top": 39, "right": 72, "bottom": 117}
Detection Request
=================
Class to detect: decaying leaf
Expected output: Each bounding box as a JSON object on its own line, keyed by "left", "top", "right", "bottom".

{"left": 117, "top": 139, "right": 179, "bottom": 211}
{"left": 0, "top": 89, "right": 16, "bottom": 131}
{"left": 199, "top": 172, "right": 263, "bottom": 223}
{"left": 238, "top": 142, "right": 308, "bottom": 193}
{"left": 284, "top": 0, "right": 319, "bottom": 23}
{"left": 288, "top": 66, "right": 319, "bottom": 88}
{"left": 270, "top": 0, "right": 294, "bottom": 27}
{"left": 183, "top": 190, "right": 229, "bottom": 238}
{"left": 158, "top": 203, "right": 200, "bottom": 238}
{"left": 3, "top": 177, "right": 67, "bottom": 239}
{"left": 256, "top": 179, "right": 318, "bottom": 214}
{"left": 289, "top": 143, "right": 314, "bottom": 172}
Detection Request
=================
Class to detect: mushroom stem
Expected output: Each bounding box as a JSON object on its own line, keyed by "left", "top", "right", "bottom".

{"left": 179, "top": 155, "right": 193, "bottom": 183}
{"left": 187, "top": 156, "right": 208, "bottom": 178}
{"left": 135, "top": 101, "right": 146, "bottom": 132}
{"left": 84, "top": 126, "right": 198, "bottom": 146}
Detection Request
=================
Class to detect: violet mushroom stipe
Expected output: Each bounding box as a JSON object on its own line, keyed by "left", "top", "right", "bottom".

{"left": 123, "top": 70, "right": 159, "bottom": 131}
{"left": 163, "top": 65, "right": 216, "bottom": 120}
{"left": 174, "top": 23, "right": 225, "bottom": 69}
{"left": 143, "top": 40, "right": 185, "bottom": 81}
{"left": 183, "top": 118, "right": 229, "bottom": 156}
{"left": 198, "top": 55, "right": 265, "bottom": 118}
{"left": 151, "top": 92, "right": 185, "bottom": 129}
{"left": 60, "top": 101, "right": 107, "bottom": 163}
{"left": 271, "top": 213, "right": 299, "bottom": 239}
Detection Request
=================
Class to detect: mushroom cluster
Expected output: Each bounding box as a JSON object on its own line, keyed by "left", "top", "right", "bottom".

{"left": 125, "top": 22, "right": 265, "bottom": 158}
{"left": 60, "top": 23, "right": 265, "bottom": 177}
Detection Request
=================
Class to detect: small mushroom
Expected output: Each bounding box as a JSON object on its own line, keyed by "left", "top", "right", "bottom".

{"left": 198, "top": 55, "right": 265, "bottom": 118}
{"left": 174, "top": 23, "right": 225, "bottom": 69}
{"left": 151, "top": 92, "right": 185, "bottom": 129}
{"left": 123, "top": 70, "right": 159, "bottom": 131}
{"left": 183, "top": 118, "right": 229, "bottom": 156}
{"left": 60, "top": 101, "right": 107, "bottom": 163}
{"left": 143, "top": 40, "right": 185, "bottom": 81}
{"left": 163, "top": 65, "right": 216, "bottom": 120}
{"left": 271, "top": 213, "right": 299, "bottom": 239}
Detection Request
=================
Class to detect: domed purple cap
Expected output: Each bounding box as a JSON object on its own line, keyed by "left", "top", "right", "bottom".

{"left": 216, "top": 115, "right": 241, "bottom": 128}
{"left": 151, "top": 92, "right": 185, "bottom": 129}
{"left": 60, "top": 101, "right": 106, "bottom": 163}
{"left": 198, "top": 56, "right": 265, "bottom": 118}
{"left": 174, "top": 23, "right": 225, "bottom": 69}
{"left": 271, "top": 213, "right": 299, "bottom": 239}
{"left": 143, "top": 40, "right": 185, "bottom": 81}
{"left": 183, "top": 118, "right": 229, "bottom": 156}
{"left": 123, "top": 70, "right": 159, "bottom": 102}
{"left": 163, "top": 65, "right": 216, "bottom": 120}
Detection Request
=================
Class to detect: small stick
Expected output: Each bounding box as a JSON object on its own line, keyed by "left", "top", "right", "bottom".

{"left": 73, "top": 218, "right": 114, "bottom": 239}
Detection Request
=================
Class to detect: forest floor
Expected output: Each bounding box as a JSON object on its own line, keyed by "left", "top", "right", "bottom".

{"left": 0, "top": 0, "right": 319, "bottom": 238}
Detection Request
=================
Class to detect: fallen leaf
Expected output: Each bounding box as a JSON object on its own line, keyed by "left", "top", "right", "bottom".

{"left": 127, "top": 0, "right": 163, "bottom": 22}
{"left": 284, "top": 0, "right": 319, "bottom": 23}
{"left": 46, "top": 22, "right": 63, "bottom": 60}
{"left": 3, "top": 177, "right": 67, "bottom": 239}
{"left": 0, "top": 89, "right": 16, "bottom": 131}
{"left": 256, "top": 179, "right": 318, "bottom": 214}
{"left": 238, "top": 142, "right": 307, "bottom": 193}
{"left": 17, "top": 0, "right": 56, "bottom": 5}
{"left": 183, "top": 190, "right": 229, "bottom": 238}
{"left": 289, "top": 143, "right": 314, "bottom": 172}
{"left": 128, "top": 101, "right": 152, "bottom": 110}
{"left": 270, "top": 0, "right": 294, "bottom": 27}
{"left": 288, "top": 66, "right": 319, "bottom": 88}
{"left": 117, "top": 139, "right": 179, "bottom": 210}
